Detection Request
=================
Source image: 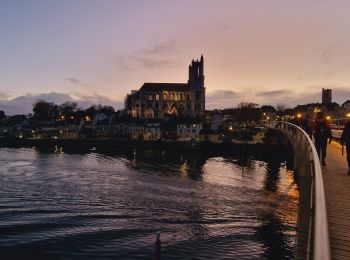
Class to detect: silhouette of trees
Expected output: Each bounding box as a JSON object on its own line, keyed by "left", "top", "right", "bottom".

{"left": 0, "top": 110, "right": 6, "bottom": 121}
{"left": 32, "top": 100, "right": 57, "bottom": 120}
{"left": 58, "top": 102, "right": 78, "bottom": 119}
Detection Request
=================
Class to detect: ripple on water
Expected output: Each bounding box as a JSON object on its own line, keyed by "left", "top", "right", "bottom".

{"left": 0, "top": 148, "right": 297, "bottom": 259}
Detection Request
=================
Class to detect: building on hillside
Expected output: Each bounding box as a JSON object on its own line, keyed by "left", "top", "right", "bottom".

{"left": 125, "top": 55, "right": 206, "bottom": 119}
{"left": 342, "top": 100, "right": 350, "bottom": 110}
{"left": 209, "top": 110, "right": 223, "bottom": 130}
{"left": 322, "top": 88, "right": 332, "bottom": 104}
{"left": 176, "top": 118, "right": 202, "bottom": 141}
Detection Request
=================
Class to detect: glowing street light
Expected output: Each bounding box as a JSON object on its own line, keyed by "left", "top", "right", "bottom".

{"left": 326, "top": 116, "right": 331, "bottom": 120}
{"left": 346, "top": 113, "right": 350, "bottom": 118}
{"left": 297, "top": 113, "right": 302, "bottom": 118}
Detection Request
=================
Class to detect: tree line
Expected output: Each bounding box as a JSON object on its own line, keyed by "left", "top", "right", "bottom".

{"left": 31, "top": 100, "right": 115, "bottom": 121}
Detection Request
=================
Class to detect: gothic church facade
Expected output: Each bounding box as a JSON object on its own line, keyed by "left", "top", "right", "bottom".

{"left": 125, "top": 55, "right": 205, "bottom": 119}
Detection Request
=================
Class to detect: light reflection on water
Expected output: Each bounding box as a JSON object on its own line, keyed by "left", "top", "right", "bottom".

{"left": 0, "top": 147, "right": 298, "bottom": 259}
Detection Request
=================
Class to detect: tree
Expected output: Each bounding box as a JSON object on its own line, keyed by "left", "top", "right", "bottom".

{"left": 99, "top": 105, "right": 115, "bottom": 116}
{"left": 0, "top": 110, "right": 6, "bottom": 121}
{"left": 32, "top": 100, "right": 56, "bottom": 120}
{"left": 260, "top": 105, "right": 276, "bottom": 112}
{"left": 85, "top": 105, "right": 98, "bottom": 118}
{"left": 59, "top": 102, "right": 78, "bottom": 119}
{"left": 233, "top": 104, "right": 261, "bottom": 124}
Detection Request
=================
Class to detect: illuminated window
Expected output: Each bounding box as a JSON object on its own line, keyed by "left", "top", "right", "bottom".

{"left": 156, "top": 94, "right": 160, "bottom": 100}
{"left": 163, "top": 94, "right": 167, "bottom": 100}
{"left": 149, "top": 95, "right": 153, "bottom": 101}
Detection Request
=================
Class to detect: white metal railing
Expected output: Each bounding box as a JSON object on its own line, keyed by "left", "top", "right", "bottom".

{"left": 270, "top": 121, "right": 330, "bottom": 260}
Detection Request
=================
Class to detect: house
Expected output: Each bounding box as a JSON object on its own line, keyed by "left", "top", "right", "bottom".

{"left": 177, "top": 118, "right": 202, "bottom": 141}
{"left": 57, "top": 119, "right": 80, "bottom": 139}
{"left": 199, "top": 129, "right": 222, "bottom": 143}
{"left": 342, "top": 100, "right": 350, "bottom": 110}
{"left": 0, "top": 115, "right": 31, "bottom": 138}
{"left": 128, "top": 119, "right": 162, "bottom": 141}
{"left": 210, "top": 110, "right": 223, "bottom": 130}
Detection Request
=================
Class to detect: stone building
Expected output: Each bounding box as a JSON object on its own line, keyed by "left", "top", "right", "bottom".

{"left": 125, "top": 55, "right": 205, "bottom": 119}
{"left": 322, "top": 88, "right": 332, "bottom": 104}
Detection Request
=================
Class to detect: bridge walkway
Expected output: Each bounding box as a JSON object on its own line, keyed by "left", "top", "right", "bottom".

{"left": 323, "top": 141, "right": 350, "bottom": 259}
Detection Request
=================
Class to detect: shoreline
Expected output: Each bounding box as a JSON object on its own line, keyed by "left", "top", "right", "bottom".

{"left": 0, "top": 136, "right": 287, "bottom": 157}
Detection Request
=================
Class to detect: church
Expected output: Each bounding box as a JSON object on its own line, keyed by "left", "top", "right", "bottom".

{"left": 124, "top": 55, "right": 205, "bottom": 119}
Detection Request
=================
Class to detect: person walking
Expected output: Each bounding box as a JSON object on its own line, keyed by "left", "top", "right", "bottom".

{"left": 313, "top": 112, "right": 332, "bottom": 166}
{"left": 340, "top": 121, "right": 350, "bottom": 174}
{"left": 303, "top": 114, "right": 313, "bottom": 139}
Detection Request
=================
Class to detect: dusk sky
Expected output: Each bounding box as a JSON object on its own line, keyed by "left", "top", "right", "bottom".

{"left": 1, "top": 0, "right": 350, "bottom": 114}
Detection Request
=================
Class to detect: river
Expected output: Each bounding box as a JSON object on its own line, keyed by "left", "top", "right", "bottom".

{"left": 0, "top": 147, "right": 298, "bottom": 259}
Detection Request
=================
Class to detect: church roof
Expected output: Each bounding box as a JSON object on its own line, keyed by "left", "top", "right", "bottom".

{"left": 139, "top": 83, "right": 189, "bottom": 92}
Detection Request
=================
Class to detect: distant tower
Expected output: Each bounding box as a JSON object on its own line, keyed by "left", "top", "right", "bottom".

{"left": 188, "top": 55, "right": 205, "bottom": 117}
{"left": 188, "top": 55, "right": 204, "bottom": 89}
{"left": 322, "top": 88, "right": 332, "bottom": 104}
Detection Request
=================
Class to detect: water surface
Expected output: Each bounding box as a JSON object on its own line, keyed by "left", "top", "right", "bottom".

{"left": 0, "top": 148, "right": 298, "bottom": 259}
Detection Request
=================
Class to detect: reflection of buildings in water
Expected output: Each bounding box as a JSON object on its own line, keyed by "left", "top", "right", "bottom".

{"left": 256, "top": 159, "right": 298, "bottom": 259}
{"left": 264, "top": 160, "right": 282, "bottom": 192}
{"left": 255, "top": 212, "right": 295, "bottom": 259}
{"left": 116, "top": 148, "right": 207, "bottom": 181}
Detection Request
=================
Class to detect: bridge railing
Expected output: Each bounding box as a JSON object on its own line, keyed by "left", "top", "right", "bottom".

{"left": 269, "top": 121, "right": 330, "bottom": 260}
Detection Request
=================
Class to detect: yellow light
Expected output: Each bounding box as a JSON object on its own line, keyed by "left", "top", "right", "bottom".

{"left": 70, "top": 116, "right": 74, "bottom": 119}
{"left": 61, "top": 115, "right": 65, "bottom": 120}
{"left": 85, "top": 116, "right": 91, "bottom": 121}
{"left": 346, "top": 113, "right": 350, "bottom": 118}
{"left": 229, "top": 126, "right": 233, "bottom": 131}
{"left": 326, "top": 116, "right": 331, "bottom": 120}
{"left": 297, "top": 113, "right": 302, "bottom": 118}
{"left": 266, "top": 116, "right": 270, "bottom": 120}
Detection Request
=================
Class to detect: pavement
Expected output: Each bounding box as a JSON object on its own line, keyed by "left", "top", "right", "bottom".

{"left": 322, "top": 141, "right": 350, "bottom": 259}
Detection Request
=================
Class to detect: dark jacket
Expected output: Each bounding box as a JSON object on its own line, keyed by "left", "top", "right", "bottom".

{"left": 341, "top": 122, "right": 350, "bottom": 145}
{"left": 313, "top": 118, "right": 332, "bottom": 140}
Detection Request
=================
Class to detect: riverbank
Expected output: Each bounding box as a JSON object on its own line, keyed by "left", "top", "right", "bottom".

{"left": 0, "top": 130, "right": 288, "bottom": 157}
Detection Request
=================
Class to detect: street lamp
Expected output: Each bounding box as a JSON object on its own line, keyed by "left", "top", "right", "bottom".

{"left": 346, "top": 113, "right": 350, "bottom": 118}
{"left": 297, "top": 113, "right": 302, "bottom": 118}
{"left": 326, "top": 116, "right": 331, "bottom": 120}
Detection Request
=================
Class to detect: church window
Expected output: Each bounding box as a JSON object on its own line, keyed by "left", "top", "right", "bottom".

{"left": 163, "top": 94, "right": 167, "bottom": 100}
{"left": 149, "top": 95, "right": 153, "bottom": 101}
{"left": 156, "top": 94, "right": 160, "bottom": 100}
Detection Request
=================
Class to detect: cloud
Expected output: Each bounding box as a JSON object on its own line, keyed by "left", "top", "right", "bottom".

{"left": 213, "top": 21, "right": 231, "bottom": 31}
{"left": 257, "top": 89, "right": 291, "bottom": 97}
{"left": 206, "top": 89, "right": 240, "bottom": 109}
{"left": 67, "top": 77, "right": 93, "bottom": 88}
{"left": 0, "top": 91, "right": 10, "bottom": 100}
{"left": 139, "top": 39, "right": 178, "bottom": 55}
{"left": 0, "top": 92, "right": 123, "bottom": 115}
{"left": 115, "top": 39, "right": 183, "bottom": 71}
{"left": 322, "top": 43, "right": 339, "bottom": 62}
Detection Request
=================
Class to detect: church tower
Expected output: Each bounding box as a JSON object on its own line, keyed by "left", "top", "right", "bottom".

{"left": 188, "top": 55, "right": 205, "bottom": 117}
{"left": 188, "top": 55, "right": 205, "bottom": 89}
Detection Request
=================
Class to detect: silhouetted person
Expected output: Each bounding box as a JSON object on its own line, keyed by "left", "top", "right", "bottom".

{"left": 340, "top": 121, "right": 350, "bottom": 174}
{"left": 313, "top": 112, "right": 332, "bottom": 166}
{"left": 303, "top": 114, "right": 313, "bottom": 139}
